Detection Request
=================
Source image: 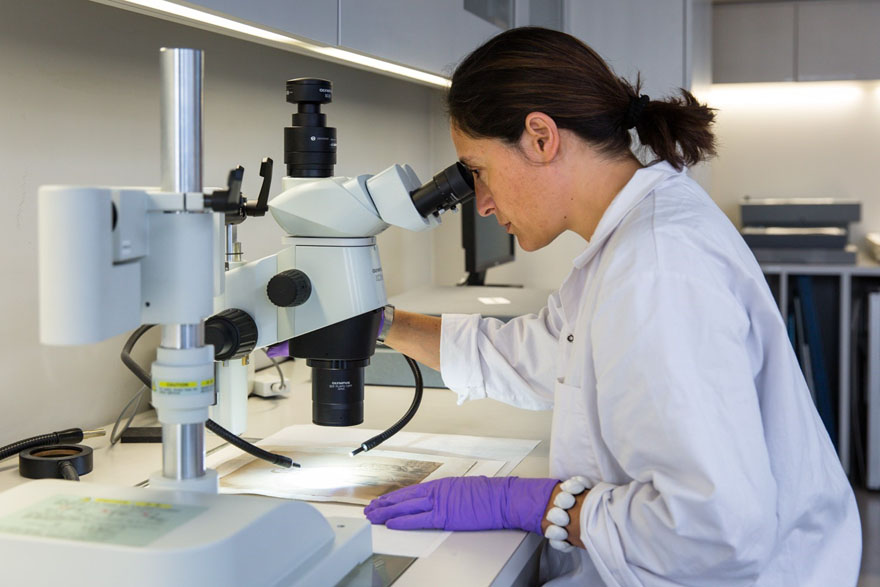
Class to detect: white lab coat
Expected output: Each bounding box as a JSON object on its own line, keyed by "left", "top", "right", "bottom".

{"left": 440, "top": 161, "right": 862, "bottom": 586}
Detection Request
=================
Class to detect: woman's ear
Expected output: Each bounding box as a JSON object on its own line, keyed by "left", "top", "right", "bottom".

{"left": 522, "top": 112, "right": 559, "bottom": 163}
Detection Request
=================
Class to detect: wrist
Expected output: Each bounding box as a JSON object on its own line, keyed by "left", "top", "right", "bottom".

{"left": 377, "top": 304, "right": 395, "bottom": 343}
{"left": 543, "top": 476, "right": 588, "bottom": 551}
{"left": 504, "top": 476, "right": 559, "bottom": 534}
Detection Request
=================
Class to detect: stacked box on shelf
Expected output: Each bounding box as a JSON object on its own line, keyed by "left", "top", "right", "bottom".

{"left": 739, "top": 197, "right": 861, "bottom": 265}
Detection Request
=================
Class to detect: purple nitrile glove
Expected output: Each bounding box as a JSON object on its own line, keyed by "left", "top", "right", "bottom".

{"left": 363, "top": 476, "right": 558, "bottom": 534}
{"left": 265, "top": 340, "right": 289, "bottom": 358}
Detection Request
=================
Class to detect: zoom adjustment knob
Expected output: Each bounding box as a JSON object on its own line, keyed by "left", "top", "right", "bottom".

{"left": 205, "top": 308, "right": 258, "bottom": 361}
{"left": 267, "top": 269, "right": 312, "bottom": 307}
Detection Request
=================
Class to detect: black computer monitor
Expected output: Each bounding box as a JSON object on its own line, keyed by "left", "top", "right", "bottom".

{"left": 460, "top": 198, "right": 515, "bottom": 286}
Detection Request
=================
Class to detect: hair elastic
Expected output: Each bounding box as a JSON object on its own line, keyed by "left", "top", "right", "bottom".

{"left": 623, "top": 94, "right": 650, "bottom": 130}
{"left": 544, "top": 475, "right": 589, "bottom": 552}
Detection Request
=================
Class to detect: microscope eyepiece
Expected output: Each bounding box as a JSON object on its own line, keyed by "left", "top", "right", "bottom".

{"left": 410, "top": 162, "right": 475, "bottom": 217}
{"left": 286, "top": 78, "right": 332, "bottom": 104}
{"left": 284, "top": 78, "right": 336, "bottom": 178}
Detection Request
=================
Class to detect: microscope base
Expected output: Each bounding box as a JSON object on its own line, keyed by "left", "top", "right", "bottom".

{"left": 0, "top": 479, "right": 371, "bottom": 586}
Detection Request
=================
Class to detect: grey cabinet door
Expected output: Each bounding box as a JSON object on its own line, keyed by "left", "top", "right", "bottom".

{"left": 798, "top": 0, "right": 880, "bottom": 82}
{"left": 568, "top": 0, "right": 687, "bottom": 98}
{"left": 713, "top": 2, "right": 796, "bottom": 83}
{"left": 339, "top": 0, "right": 503, "bottom": 76}
{"left": 185, "top": 0, "right": 338, "bottom": 46}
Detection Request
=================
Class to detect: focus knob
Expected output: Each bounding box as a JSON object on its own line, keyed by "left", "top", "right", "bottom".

{"left": 267, "top": 269, "right": 312, "bottom": 307}
{"left": 205, "top": 308, "right": 258, "bottom": 361}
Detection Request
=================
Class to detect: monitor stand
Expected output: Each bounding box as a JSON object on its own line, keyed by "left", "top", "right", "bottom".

{"left": 458, "top": 271, "right": 522, "bottom": 287}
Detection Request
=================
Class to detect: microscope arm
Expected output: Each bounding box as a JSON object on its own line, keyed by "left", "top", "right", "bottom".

{"left": 207, "top": 160, "right": 474, "bottom": 434}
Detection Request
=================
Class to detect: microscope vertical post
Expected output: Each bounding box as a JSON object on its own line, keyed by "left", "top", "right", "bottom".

{"left": 154, "top": 47, "right": 213, "bottom": 487}
{"left": 160, "top": 46, "right": 203, "bottom": 193}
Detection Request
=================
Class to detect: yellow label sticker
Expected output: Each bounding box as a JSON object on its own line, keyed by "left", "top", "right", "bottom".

{"left": 158, "top": 381, "right": 198, "bottom": 389}
{"left": 201, "top": 379, "right": 215, "bottom": 387}
{"left": 95, "top": 498, "right": 132, "bottom": 506}
{"left": 134, "top": 501, "right": 173, "bottom": 509}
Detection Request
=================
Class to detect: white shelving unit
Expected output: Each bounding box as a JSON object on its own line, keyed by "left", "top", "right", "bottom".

{"left": 761, "top": 257, "right": 880, "bottom": 475}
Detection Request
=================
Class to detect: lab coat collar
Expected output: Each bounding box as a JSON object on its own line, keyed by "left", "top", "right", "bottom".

{"left": 571, "top": 161, "right": 681, "bottom": 269}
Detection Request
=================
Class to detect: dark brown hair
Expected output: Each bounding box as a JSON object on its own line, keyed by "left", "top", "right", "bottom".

{"left": 446, "top": 27, "right": 716, "bottom": 171}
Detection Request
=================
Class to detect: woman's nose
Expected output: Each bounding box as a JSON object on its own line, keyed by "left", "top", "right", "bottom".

{"left": 475, "top": 182, "right": 495, "bottom": 217}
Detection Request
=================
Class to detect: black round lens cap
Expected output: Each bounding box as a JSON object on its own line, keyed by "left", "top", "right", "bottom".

{"left": 286, "top": 78, "right": 332, "bottom": 104}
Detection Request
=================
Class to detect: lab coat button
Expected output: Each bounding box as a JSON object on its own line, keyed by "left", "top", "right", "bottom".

{"left": 566, "top": 334, "right": 574, "bottom": 342}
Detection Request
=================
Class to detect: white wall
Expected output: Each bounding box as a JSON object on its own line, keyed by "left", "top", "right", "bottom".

{"left": 0, "top": 0, "right": 449, "bottom": 445}
{"left": 707, "top": 81, "right": 880, "bottom": 243}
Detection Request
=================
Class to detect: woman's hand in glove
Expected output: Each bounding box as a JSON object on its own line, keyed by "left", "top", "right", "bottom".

{"left": 364, "top": 476, "right": 558, "bottom": 533}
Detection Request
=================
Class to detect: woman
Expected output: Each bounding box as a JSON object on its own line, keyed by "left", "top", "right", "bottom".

{"left": 364, "top": 27, "right": 860, "bottom": 585}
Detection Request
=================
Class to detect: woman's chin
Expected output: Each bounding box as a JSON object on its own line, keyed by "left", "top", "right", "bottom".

{"left": 516, "top": 236, "right": 537, "bottom": 252}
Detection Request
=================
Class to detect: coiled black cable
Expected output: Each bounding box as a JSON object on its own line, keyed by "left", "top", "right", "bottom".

{"left": 351, "top": 355, "right": 423, "bottom": 455}
{"left": 121, "top": 324, "right": 297, "bottom": 469}
{"left": 0, "top": 428, "right": 103, "bottom": 462}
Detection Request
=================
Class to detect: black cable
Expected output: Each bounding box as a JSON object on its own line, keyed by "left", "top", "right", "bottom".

{"left": 0, "top": 428, "right": 104, "bottom": 462}
{"left": 121, "top": 324, "right": 298, "bottom": 468}
{"left": 122, "top": 324, "right": 155, "bottom": 388}
{"left": 205, "top": 420, "right": 297, "bottom": 468}
{"left": 351, "top": 355, "right": 423, "bottom": 456}
{"left": 58, "top": 460, "right": 80, "bottom": 481}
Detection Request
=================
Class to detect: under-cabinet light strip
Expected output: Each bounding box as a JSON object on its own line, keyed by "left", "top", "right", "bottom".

{"left": 116, "top": 0, "right": 452, "bottom": 88}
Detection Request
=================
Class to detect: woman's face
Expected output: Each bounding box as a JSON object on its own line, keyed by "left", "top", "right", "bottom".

{"left": 450, "top": 125, "right": 565, "bottom": 252}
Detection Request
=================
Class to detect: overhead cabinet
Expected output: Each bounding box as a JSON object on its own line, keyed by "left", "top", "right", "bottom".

{"left": 713, "top": 0, "right": 880, "bottom": 83}
{"left": 797, "top": 1, "right": 880, "bottom": 82}
{"left": 567, "top": 0, "right": 707, "bottom": 98}
{"left": 713, "top": 2, "right": 796, "bottom": 83}
{"left": 338, "top": 1, "right": 504, "bottom": 76}
{"left": 94, "top": 0, "right": 513, "bottom": 78}
{"left": 193, "top": 0, "right": 508, "bottom": 76}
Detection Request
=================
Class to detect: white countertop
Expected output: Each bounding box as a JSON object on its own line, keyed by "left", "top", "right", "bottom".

{"left": 0, "top": 359, "right": 553, "bottom": 586}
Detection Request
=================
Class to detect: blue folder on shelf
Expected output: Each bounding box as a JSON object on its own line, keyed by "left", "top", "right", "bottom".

{"left": 796, "top": 275, "right": 837, "bottom": 448}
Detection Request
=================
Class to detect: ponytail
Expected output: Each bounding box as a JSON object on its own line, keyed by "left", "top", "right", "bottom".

{"left": 628, "top": 79, "right": 717, "bottom": 170}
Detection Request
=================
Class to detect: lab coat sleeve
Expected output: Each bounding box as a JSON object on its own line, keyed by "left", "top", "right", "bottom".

{"left": 581, "top": 272, "right": 779, "bottom": 587}
{"left": 439, "top": 291, "right": 564, "bottom": 410}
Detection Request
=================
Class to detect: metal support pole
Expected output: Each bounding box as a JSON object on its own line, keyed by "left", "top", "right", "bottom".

{"left": 162, "top": 423, "right": 206, "bottom": 480}
{"left": 158, "top": 48, "right": 208, "bottom": 482}
{"left": 160, "top": 323, "right": 204, "bottom": 349}
{"left": 160, "top": 47, "right": 203, "bottom": 194}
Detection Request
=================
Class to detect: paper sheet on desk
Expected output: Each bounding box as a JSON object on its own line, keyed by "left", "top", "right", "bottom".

{"left": 207, "top": 425, "right": 539, "bottom": 475}
{"left": 206, "top": 426, "right": 539, "bottom": 558}
{"left": 215, "top": 446, "right": 476, "bottom": 505}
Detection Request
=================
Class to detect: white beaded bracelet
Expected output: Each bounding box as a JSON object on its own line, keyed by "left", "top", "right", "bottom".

{"left": 543, "top": 475, "right": 589, "bottom": 553}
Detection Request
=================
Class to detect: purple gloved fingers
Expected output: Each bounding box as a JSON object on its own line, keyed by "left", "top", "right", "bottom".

{"left": 364, "top": 485, "right": 429, "bottom": 516}
{"left": 385, "top": 511, "right": 440, "bottom": 531}
{"left": 368, "top": 483, "right": 429, "bottom": 507}
{"left": 365, "top": 496, "right": 434, "bottom": 525}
